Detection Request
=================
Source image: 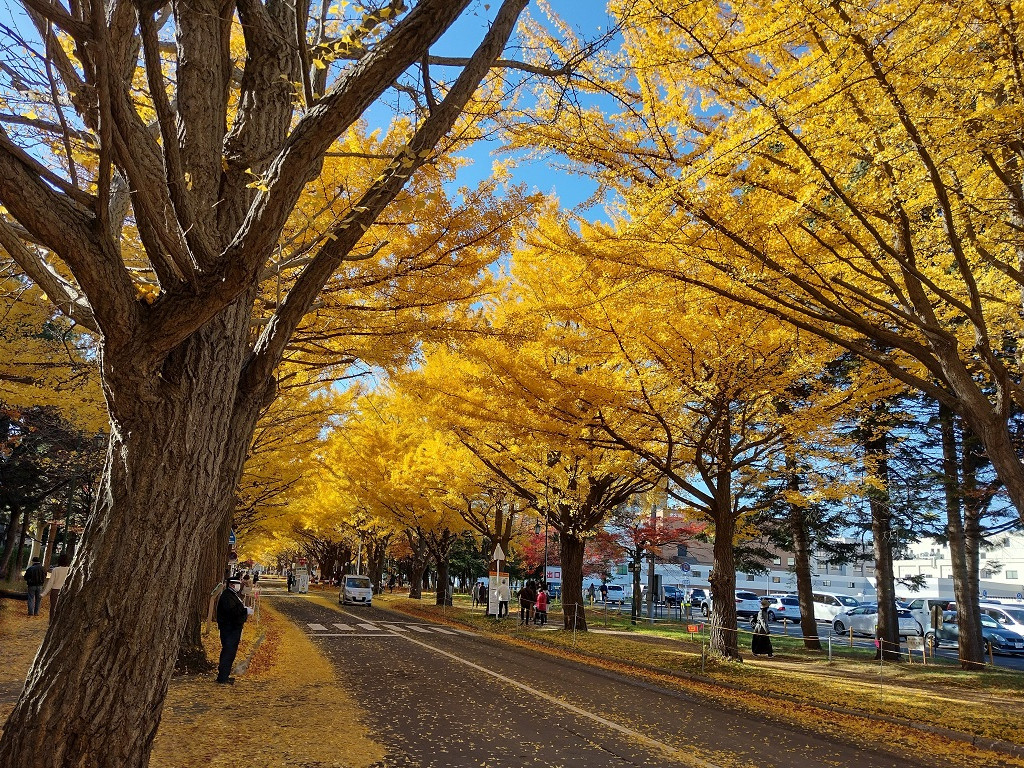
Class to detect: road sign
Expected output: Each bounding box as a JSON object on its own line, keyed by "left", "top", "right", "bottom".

{"left": 492, "top": 544, "right": 505, "bottom": 562}
{"left": 682, "top": 577, "right": 691, "bottom": 588}
{"left": 1017, "top": 593, "right": 1022, "bottom": 601}
{"left": 228, "top": 529, "right": 236, "bottom": 547}
{"left": 681, "top": 562, "right": 691, "bottom": 572}
{"left": 983, "top": 589, "right": 988, "bottom": 598}
{"left": 545, "top": 567, "right": 561, "bottom": 582}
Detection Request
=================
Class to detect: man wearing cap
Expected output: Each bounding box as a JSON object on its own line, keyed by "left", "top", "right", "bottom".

{"left": 23, "top": 556, "right": 46, "bottom": 616}
{"left": 216, "top": 576, "right": 250, "bottom": 684}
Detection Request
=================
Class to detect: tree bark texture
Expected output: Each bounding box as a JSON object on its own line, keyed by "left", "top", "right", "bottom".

{"left": 559, "top": 533, "right": 587, "bottom": 631}
{"left": 0, "top": 306, "right": 252, "bottom": 767}
{"left": 938, "top": 404, "right": 985, "bottom": 668}
{"left": 0, "top": 503, "right": 23, "bottom": 579}
{"left": 406, "top": 531, "right": 428, "bottom": 601}
{"left": 864, "top": 418, "right": 901, "bottom": 662}
{"left": 708, "top": 513, "right": 740, "bottom": 660}
{"left": 786, "top": 450, "right": 821, "bottom": 651}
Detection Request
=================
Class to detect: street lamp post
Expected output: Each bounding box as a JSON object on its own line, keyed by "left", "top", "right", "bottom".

{"left": 534, "top": 515, "right": 549, "bottom": 586}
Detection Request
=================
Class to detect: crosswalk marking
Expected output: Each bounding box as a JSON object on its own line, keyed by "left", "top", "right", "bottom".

{"left": 333, "top": 623, "right": 354, "bottom": 631}
{"left": 308, "top": 623, "right": 328, "bottom": 631}
{"left": 356, "top": 622, "right": 378, "bottom": 631}
{"left": 431, "top": 627, "right": 457, "bottom": 635}
{"left": 387, "top": 624, "right": 409, "bottom": 631}
{"left": 405, "top": 624, "right": 433, "bottom": 633}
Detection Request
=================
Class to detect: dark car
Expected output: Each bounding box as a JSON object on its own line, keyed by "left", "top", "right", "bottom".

{"left": 928, "top": 611, "right": 1024, "bottom": 655}
{"left": 663, "top": 585, "right": 684, "bottom": 606}
{"left": 546, "top": 584, "right": 561, "bottom": 600}
{"left": 687, "top": 588, "right": 707, "bottom": 608}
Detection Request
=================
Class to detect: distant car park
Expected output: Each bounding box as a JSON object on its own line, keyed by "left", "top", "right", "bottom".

{"left": 832, "top": 604, "right": 923, "bottom": 638}
{"left": 765, "top": 594, "right": 801, "bottom": 623}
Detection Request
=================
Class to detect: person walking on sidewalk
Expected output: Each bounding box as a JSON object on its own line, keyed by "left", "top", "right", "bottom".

{"left": 41, "top": 552, "right": 71, "bottom": 620}
{"left": 216, "top": 576, "right": 251, "bottom": 684}
{"left": 23, "top": 557, "right": 46, "bottom": 616}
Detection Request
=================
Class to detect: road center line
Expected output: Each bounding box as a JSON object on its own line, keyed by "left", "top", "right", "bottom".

{"left": 394, "top": 632, "right": 720, "bottom": 768}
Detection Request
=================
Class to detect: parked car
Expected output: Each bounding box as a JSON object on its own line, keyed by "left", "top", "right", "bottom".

{"left": 662, "top": 585, "right": 685, "bottom": 606}
{"left": 832, "top": 604, "right": 923, "bottom": 637}
{"left": 601, "top": 584, "right": 626, "bottom": 605}
{"left": 812, "top": 591, "right": 861, "bottom": 622}
{"left": 687, "top": 588, "right": 707, "bottom": 608}
{"left": 928, "top": 611, "right": 1024, "bottom": 655}
{"left": 765, "top": 594, "right": 802, "bottom": 623}
{"left": 339, "top": 575, "right": 373, "bottom": 606}
{"left": 980, "top": 602, "right": 1024, "bottom": 636}
{"left": 701, "top": 590, "right": 762, "bottom": 618}
{"left": 546, "top": 584, "right": 562, "bottom": 600}
{"left": 902, "top": 597, "right": 954, "bottom": 631}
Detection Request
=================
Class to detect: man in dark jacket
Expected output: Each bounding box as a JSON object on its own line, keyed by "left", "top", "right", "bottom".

{"left": 23, "top": 557, "right": 46, "bottom": 616}
{"left": 216, "top": 576, "right": 250, "bottom": 684}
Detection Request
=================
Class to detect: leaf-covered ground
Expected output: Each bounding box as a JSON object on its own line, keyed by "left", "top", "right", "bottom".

{"left": 0, "top": 598, "right": 384, "bottom": 767}
{"left": 375, "top": 592, "right": 1024, "bottom": 766}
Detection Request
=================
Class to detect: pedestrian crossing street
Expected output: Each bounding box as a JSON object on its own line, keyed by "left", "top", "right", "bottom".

{"left": 305, "top": 621, "right": 472, "bottom": 638}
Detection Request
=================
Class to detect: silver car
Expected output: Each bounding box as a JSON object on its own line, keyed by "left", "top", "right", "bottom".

{"left": 832, "top": 604, "right": 923, "bottom": 637}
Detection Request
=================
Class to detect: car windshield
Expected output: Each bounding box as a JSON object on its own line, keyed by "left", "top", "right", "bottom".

{"left": 980, "top": 614, "right": 999, "bottom": 628}
{"left": 346, "top": 577, "right": 371, "bottom": 589}
{"left": 1001, "top": 608, "right": 1024, "bottom": 623}
{"left": 839, "top": 596, "right": 860, "bottom": 606}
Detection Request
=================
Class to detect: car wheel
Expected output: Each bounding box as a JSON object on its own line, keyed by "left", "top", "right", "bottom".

{"left": 833, "top": 620, "right": 846, "bottom": 633}
{"left": 925, "top": 631, "right": 938, "bottom": 650}
{"left": 767, "top": 610, "right": 776, "bottom": 622}
{"left": 702, "top": 605, "right": 710, "bottom": 617}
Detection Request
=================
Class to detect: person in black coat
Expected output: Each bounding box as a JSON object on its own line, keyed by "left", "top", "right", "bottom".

{"left": 216, "top": 576, "right": 250, "bottom": 684}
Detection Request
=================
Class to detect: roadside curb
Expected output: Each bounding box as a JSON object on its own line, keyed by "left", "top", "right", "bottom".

{"left": 384, "top": 600, "right": 1024, "bottom": 761}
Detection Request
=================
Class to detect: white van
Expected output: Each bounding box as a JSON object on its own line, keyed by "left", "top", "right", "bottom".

{"left": 340, "top": 575, "right": 373, "bottom": 606}
{"left": 812, "top": 592, "right": 860, "bottom": 622}
{"left": 903, "top": 597, "right": 953, "bottom": 631}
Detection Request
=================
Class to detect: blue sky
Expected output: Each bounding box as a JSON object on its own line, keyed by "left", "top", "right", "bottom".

{"left": 435, "top": 1, "right": 615, "bottom": 211}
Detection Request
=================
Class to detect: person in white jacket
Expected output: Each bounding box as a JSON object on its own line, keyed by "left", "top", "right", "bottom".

{"left": 41, "top": 552, "right": 71, "bottom": 620}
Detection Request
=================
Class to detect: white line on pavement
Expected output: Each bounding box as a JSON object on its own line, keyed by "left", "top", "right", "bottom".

{"left": 307, "top": 623, "right": 328, "bottom": 631}
{"left": 394, "top": 633, "right": 720, "bottom": 768}
{"left": 356, "top": 623, "right": 378, "bottom": 631}
{"left": 333, "top": 623, "right": 354, "bottom": 631}
{"left": 404, "top": 625, "right": 433, "bottom": 633}
{"left": 430, "top": 627, "right": 457, "bottom": 635}
{"left": 310, "top": 633, "right": 404, "bottom": 638}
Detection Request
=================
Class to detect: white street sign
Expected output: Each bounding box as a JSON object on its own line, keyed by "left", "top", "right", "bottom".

{"left": 492, "top": 544, "right": 506, "bottom": 562}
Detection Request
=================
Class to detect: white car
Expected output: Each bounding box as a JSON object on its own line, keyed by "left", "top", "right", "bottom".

{"left": 340, "top": 575, "right": 373, "bottom": 606}
{"left": 601, "top": 584, "right": 626, "bottom": 605}
{"left": 832, "top": 604, "right": 923, "bottom": 637}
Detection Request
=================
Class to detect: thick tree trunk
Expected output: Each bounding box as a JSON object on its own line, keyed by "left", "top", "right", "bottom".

{"left": 786, "top": 448, "right": 821, "bottom": 650}
{"left": 0, "top": 309, "right": 253, "bottom": 768}
{"left": 938, "top": 404, "right": 985, "bottom": 667}
{"left": 864, "top": 421, "right": 900, "bottom": 662}
{"left": 959, "top": 406, "right": 1024, "bottom": 526}
{"left": 960, "top": 420, "right": 987, "bottom": 665}
{"left": 708, "top": 512, "right": 740, "bottom": 659}
{"left": 175, "top": 515, "right": 232, "bottom": 673}
{"left": 406, "top": 532, "right": 428, "bottom": 600}
{"left": 560, "top": 532, "right": 586, "bottom": 631}
{"left": 435, "top": 556, "right": 451, "bottom": 606}
{"left": 0, "top": 502, "right": 23, "bottom": 579}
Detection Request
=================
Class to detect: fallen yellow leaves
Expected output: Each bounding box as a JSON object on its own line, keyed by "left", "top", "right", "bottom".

{"left": 0, "top": 601, "right": 384, "bottom": 767}
{"left": 150, "top": 603, "right": 384, "bottom": 767}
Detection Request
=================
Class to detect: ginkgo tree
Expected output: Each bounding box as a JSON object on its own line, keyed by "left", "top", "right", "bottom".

{"left": 509, "top": 0, "right": 1024, "bottom": 532}
{"left": 0, "top": 2, "right": 532, "bottom": 765}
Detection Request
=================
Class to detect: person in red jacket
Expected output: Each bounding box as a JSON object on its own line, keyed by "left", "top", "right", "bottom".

{"left": 535, "top": 584, "right": 549, "bottom": 626}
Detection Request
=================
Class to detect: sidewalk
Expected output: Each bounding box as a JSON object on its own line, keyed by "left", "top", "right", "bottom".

{"left": 0, "top": 598, "right": 383, "bottom": 767}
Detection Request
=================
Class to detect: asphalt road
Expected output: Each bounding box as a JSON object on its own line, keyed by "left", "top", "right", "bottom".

{"left": 265, "top": 591, "right": 945, "bottom": 768}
